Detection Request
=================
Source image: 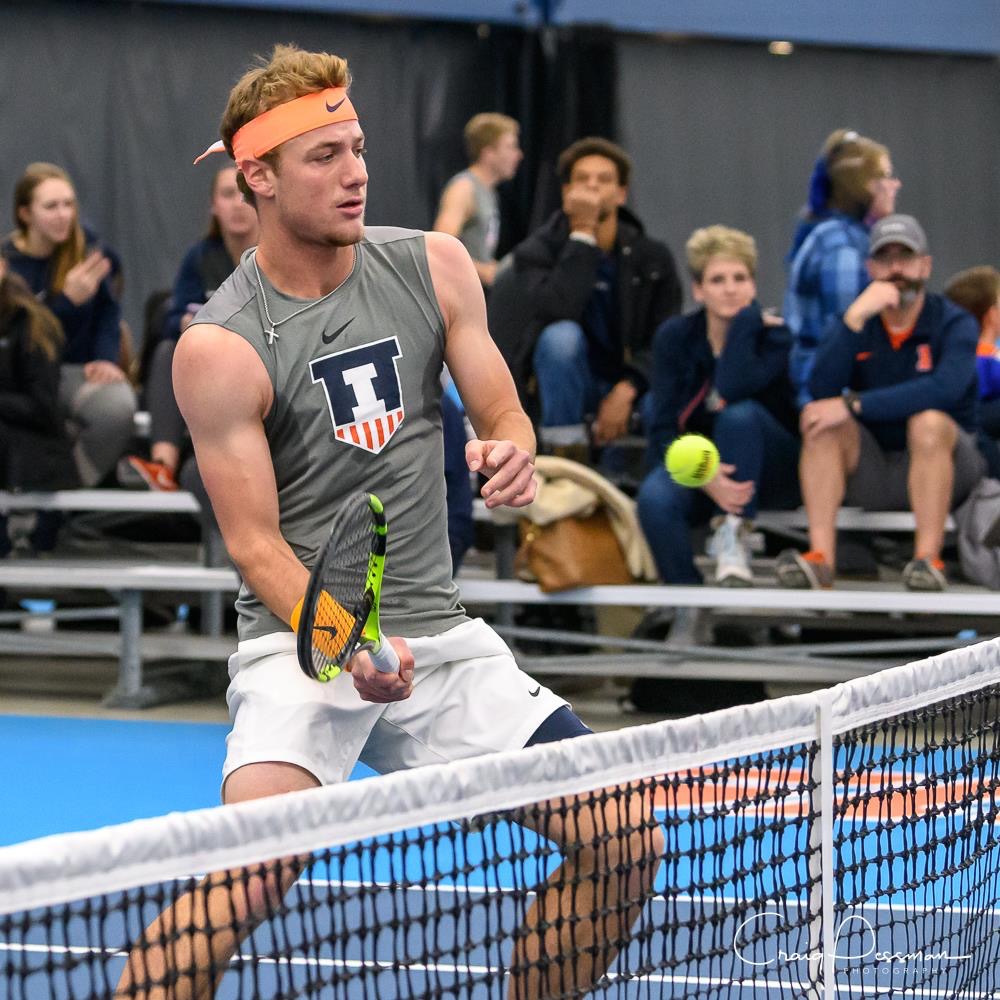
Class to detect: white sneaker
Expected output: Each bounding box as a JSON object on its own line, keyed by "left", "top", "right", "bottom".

{"left": 708, "top": 514, "right": 754, "bottom": 587}
{"left": 664, "top": 607, "right": 713, "bottom": 648}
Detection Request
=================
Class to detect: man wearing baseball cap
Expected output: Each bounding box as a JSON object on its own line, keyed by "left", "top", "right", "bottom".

{"left": 777, "top": 213, "right": 985, "bottom": 591}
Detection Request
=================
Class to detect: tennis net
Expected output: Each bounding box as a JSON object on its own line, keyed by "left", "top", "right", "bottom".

{"left": 2, "top": 638, "right": 1000, "bottom": 999}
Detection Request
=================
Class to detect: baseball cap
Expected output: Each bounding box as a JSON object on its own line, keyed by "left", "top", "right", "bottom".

{"left": 869, "top": 214, "right": 928, "bottom": 256}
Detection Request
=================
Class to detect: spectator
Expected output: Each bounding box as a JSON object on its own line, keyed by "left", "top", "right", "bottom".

{"left": 636, "top": 226, "right": 799, "bottom": 587}
{"left": 164, "top": 166, "right": 260, "bottom": 343}
{"left": 0, "top": 258, "right": 79, "bottom": 554}
{"left": 944, "top": 265, "right": 1000, "bottom": 439}
{"left": 121, "top": 166, "right": 258, "bottom": 490}
{"left": 2, "top": 163, "right": 136, "bottom": 487}
{"left": 777, "top": 215, "right": 984, "bottom": 593}
{"left": 786, "top": 127, "right": 861, "bottom": 263}
{"left": 489, "top": 136, "right": 682, "bottom": 450}
{"left": 441, "top": 391, "right": 474, "bottom": 572}
{"left": 433, "top": 113, "right": 521, "bottom": 289}
{"left": 785, "top": 132, "right": 901, "bottom": 408}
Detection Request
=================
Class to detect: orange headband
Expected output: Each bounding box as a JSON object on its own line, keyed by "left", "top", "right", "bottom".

{"left": 194, "top": 87, "right": 358, "bottom": 165}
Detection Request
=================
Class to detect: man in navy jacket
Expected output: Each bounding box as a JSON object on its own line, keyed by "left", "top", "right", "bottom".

{"left": 488, "top": 138, "right": 681, "bottom": 449}
{"left": 777, "top": 215, "right": 984, "bottom": 592}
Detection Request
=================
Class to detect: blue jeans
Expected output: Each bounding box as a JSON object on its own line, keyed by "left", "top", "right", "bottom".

{"left": 533, "top": 320, "right": 653, "bottom": 477}
{"left": 638, "top": 399, "right": 800, "bottom": 583}
{"left": 533, "top": 320, "right": 609, "bottom": 426}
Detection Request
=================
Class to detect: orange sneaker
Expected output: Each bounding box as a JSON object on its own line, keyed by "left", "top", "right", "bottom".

{"left": 119, "top": 456, "right": 179, "bottom": 492}
{"left": 775, "top": 549, "right": 834, "bottom": 589}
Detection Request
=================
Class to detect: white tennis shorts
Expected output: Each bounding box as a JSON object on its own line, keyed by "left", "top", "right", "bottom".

{"left": 222, "top": 617, "right": 567, "bottom": 789}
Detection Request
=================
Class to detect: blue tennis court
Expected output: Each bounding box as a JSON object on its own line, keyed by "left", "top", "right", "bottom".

{"left": 2, "top": 713, "right": 998, "bottom": 998}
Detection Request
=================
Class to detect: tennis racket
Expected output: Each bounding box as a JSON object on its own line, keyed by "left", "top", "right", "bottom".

{"left": 296, "top": 491, "right": 400, "bottom": 682}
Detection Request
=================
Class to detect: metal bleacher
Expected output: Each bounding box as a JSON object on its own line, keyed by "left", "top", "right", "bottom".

{"left": 0, "top": 488, "right": 995, "bottom": 708}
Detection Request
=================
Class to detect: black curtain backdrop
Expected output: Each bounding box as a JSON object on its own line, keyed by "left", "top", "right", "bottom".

{"left": 505, "top": 26, "right": 619, "bottom": 245}
{"left": 417, "top": 25, "right": 617, "bottom": 260}
{"left": 1, "top": 1, "right": 618, "bottom": 334}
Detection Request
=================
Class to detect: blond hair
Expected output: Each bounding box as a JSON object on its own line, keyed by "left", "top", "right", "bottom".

{"left": 463, "top": 113, "right": 519, "bottom": 162}
{"left": 12, "top": 162, "right": 86, "bottom": 296}
{"left": 220, "top": 44, "right": 352, "bottom": 204}
{"left": 826, "top": 134, "right": 890, "bottom": 218}
{"left": 685, "top": 225, "right": 757, "bottom": 282}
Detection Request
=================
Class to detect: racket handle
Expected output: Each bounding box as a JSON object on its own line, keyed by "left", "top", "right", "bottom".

{"left": 370, "top": 634, "right": 400, "bottom": 674}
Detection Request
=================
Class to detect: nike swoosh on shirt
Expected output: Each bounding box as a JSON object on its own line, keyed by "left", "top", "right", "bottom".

{"left": 528, "top": 686, "right": 541, "bottom": 697}
{"left": 326, "top": 97, "right": 347, "bottom": 114}
{"left": 322, "top": 317, "right": 355, "bottom": 344}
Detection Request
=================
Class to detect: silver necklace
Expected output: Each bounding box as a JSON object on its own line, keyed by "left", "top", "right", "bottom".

{"left": 251, "top": 249, "right": 349, "bottom": 345}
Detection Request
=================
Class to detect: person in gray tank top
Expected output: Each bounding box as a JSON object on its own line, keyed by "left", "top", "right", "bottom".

{"left": 117, "top": 45, "right": 662, "bottom": 1000}
{"left": 433, "top": 112, "right": 522, "bottom": 289}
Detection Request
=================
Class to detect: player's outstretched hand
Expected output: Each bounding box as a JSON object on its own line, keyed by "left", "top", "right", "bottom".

{"left": 349, "top": 636, "right": 414, "bottom": 703}
{"left": 466, "top": 439, "right": 537, "bottom": 509}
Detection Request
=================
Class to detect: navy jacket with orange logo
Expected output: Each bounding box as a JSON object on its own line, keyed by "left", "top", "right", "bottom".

{"left": 809, "top": 292, "right": 979, "bottom": 452}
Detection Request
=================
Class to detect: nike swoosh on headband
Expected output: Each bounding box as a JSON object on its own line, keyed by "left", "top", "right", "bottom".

{"left": 322, "top": 317, "right": 355, "bottom": 345}
{"left": 194, "top": 88, "right": 359, "bottom": 165}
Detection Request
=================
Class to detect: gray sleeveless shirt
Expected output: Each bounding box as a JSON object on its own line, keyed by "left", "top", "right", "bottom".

{"left": 193, "top": 227, "right": 468, "bottom": 642}
{"left": 449, "top": 170, "right": 499, "bottom": 263}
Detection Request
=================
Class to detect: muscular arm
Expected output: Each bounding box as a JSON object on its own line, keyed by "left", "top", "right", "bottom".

{"left": 176, "top": 323, "right": 415, "bottom": 699}
{"left": 173, "top": 324, "right": 307, "bottom": 625}
{"left": 427, "top": 231, "right": 536, "bottom": 508}
{"left": 432, "top": 176, "right": 496, "bottom": 287}
{"left": 432, "top": 176, "right": 475, "bottom": 239}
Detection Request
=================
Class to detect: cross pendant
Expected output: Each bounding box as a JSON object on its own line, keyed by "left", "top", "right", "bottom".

{"left": 266, "top": 325, "right": 279, "bottom": 345}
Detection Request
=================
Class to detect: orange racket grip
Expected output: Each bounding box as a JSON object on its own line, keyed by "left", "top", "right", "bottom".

{"left": 291, "top": 592, "right": 358, "bottom": 664}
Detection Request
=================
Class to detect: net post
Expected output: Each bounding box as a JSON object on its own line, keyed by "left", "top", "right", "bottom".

{"left": 807, "top": 690, "right": 836, "bottom": 1000}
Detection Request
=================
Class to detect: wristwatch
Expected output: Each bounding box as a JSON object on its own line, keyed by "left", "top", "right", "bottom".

{"left": 842, "top": 389, "right": 862, "bottom": 416}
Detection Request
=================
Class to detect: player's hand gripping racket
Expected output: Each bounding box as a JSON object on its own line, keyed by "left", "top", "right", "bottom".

{"left": 296, "top": 491, "right": 400, "bottom": 682}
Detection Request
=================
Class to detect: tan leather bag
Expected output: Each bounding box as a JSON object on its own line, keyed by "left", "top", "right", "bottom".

{"left": 514, "top": 508, "right": 633, "bottom": 593}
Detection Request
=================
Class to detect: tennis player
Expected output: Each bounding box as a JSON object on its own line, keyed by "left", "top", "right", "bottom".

{"left": 116, "top": 45, "right": 661, "bottom": 1000}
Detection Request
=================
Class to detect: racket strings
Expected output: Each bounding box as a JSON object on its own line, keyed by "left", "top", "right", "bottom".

{"left": 306, "top": 494, "right": 377, "bottom": 677}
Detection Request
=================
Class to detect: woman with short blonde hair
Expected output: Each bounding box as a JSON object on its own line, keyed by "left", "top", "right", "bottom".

{"left": 637, "top": 224, "right": 799, "bottom": 591}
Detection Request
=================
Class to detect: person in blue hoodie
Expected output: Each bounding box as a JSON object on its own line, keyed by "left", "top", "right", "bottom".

{"left": 777, "top": 215, "right": 985, "bottom": 593}
{"left": 636, "top": 225, "right": 799, "bottom": 588}
{"left": 786, "top": 127, "right": 862, "bottom": 265}
{"left": 784, "top": 132, "right": 901, "bottom": 409}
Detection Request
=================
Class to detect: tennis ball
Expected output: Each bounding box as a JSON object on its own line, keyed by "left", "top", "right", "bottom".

{"left": 665, "top": 434, "right": 720, "bottom": 487}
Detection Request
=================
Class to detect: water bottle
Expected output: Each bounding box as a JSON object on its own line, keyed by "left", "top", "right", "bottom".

{"left": 20, "top": 598, "right": 56, "bottom": 633}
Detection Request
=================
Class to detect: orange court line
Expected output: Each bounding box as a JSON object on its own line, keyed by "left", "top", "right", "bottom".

{"left": 647, "top": 765, "right": 999, "bottom": 824}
